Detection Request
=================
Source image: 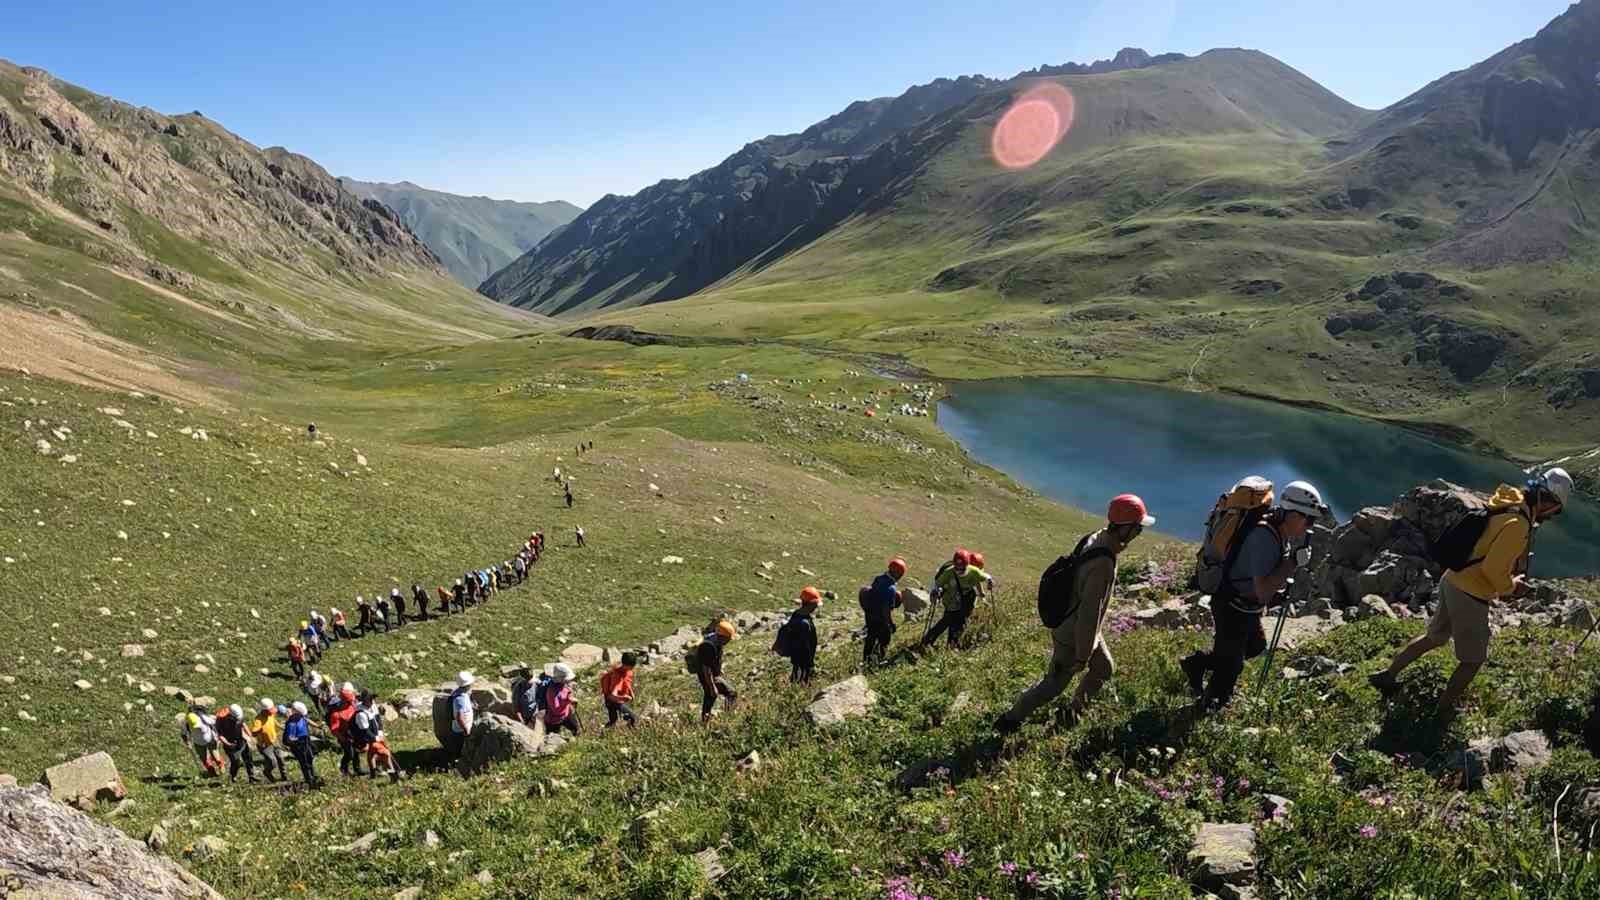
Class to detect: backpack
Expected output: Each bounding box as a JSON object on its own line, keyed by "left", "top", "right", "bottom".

{"left": 1036, "top": 535, "right": 1116, "bottom": 628}
{"left": 684, "top": 640, "right": 704, "bottom": 675}
{"left": 1429, "top": 507, "right": 1526, "bottom": 572}
{"left": 1195, "top": 477, "right": 1275, "bottom": 593}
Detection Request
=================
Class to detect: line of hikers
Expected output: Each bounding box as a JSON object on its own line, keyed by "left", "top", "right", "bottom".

{"left": 439, "top": 653, "right": 644, "bottom": 762}
{"left": 986, "top": 467, "right": 1573, "bottom": 734}
{"left": 286, "top": 531, "right": 556, "bottom": 676}
{"left": 178, "top": 683, "right": 400, "bottom": 788}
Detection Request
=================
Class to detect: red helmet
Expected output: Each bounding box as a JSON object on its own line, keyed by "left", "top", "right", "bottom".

{"left": 798, "top": 586, "right": 823, "bottom": 605}
{"left": 1108, "top": 494, "right": 1156, "bottom": 527}
{"left": 887, "top": 557, "right": 907, "bottom": 578}
{"left": 971, "top": 552, "right": 986, "bottom": 569}
{"left": 953, "top": 548, "right": 972, "bottom": 569}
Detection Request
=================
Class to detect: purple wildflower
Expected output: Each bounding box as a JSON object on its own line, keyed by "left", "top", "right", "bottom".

{"left": 998, "top": 862, "right": 1018, "bottom": 876}
{"left": 943, "top": 849, "right": 967, "bottom": 869}
{"left": 1359, "top": 824, "right": 1378, "bottom": 838}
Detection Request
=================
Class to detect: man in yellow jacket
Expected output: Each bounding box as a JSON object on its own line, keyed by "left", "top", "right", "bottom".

{"left": 1370, "top": 468, "right": 1572, "bottom": 713}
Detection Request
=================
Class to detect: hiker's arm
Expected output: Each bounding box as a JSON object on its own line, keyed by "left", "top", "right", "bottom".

{"left": 1481, "top": 517, "right": 1531, "bottom": 597}
{"left": 1074, "top": 561, "right": 1113, "bottom": 665}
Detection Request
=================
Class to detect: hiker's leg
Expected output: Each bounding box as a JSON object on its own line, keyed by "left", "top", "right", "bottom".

{"left": 923, "top": 612, "right": 953, "bottom": 647}
{"left": 569, "top": 711, "right": 582, "bottom": 735}
{"left": 947, "top": 609, "right": 970, "bottom": 647}
{"left": 716, "top": 678, "right": 738, "bottom": 709}
{"left": 1384, "top": 607, "right": 1451, "bottom": 677}
{"left": 1002, "top": 623, "right": 1076, "bottom": 724}
{"left": 1437, "top": 582, "right": 1490, "bottom": 711}
{"left": 1069, "top": 637, "right": 1115, "bottom": 714}
{"left": 239, "top": 746, "right": 257, "bottom": 780}
{"left": 1201, "top": 606, "right": 1253, "bottom": 709}
{"left": 701, "top": 685, "right": 717, "bottom": 720}
{"left": 617, "top": 702, "right": 636, "bottom": 726}
{"left": 606, "top": 701, "right": 620, "bottom": 727}
{"left": 225, "top": 747, "right": 240, "bottom": 781}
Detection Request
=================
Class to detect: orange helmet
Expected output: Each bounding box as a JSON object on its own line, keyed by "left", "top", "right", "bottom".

{"left": 953, "top": 548, "right": 972, "bottom": 569}
{"left": 887, "top": 557, "right": 907, "bottom": 578}
{"left": 715, "top": 620, "right": 737, "bottom": 641}
{"left": 971, "top": 552, "right": 985, "bottom": 569}
{"left": 798, "top": 586, "right": 823, "bottom": 605}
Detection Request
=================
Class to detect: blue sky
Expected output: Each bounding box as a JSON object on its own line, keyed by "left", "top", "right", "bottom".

{"left": 4, "top": 0, "right": 1573, "bottom": 207}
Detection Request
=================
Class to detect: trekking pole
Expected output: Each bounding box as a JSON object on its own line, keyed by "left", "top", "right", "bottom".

{"left": 1254, "top": 593, "right": 1293, "bottom": 694}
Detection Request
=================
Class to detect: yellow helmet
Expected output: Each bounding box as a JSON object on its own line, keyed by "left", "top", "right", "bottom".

{"left": 300, "top": 620, "right": 309, "bottom": 629}
{"left": 186, "top": 712, "right": 200, "bottom": 728}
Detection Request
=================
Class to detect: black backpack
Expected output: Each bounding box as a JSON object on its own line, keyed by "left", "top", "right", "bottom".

{"left": 1037, "top": 535, "right": 1115, "bottom": 628}
{"left": 1429, "top": 508, "right": 1525, "bottom": 572}
{"left": 773, "top": 619, "right": 795, "bottom": 658}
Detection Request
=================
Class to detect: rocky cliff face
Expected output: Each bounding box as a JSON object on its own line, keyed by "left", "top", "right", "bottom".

{"left": 0, "top": 60, "right": 440, "bottom": 281}
{"left": 0, "top": 784, "right": 223, "bottom": 899}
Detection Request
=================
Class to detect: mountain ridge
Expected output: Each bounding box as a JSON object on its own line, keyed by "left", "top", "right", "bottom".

{"left": 338, "top": 177, "right": 581, "bottom": 286}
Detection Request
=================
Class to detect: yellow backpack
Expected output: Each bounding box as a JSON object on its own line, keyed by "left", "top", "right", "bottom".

{"left": 1196, "top": 476, "right": 1274, "bottom": 593}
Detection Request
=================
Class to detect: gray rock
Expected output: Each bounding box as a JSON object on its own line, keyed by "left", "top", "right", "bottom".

{"left": 334, "top": 831, "right": 379, "bottom": 854}
{"left": 457, "top": 713, "right": 546, "bottom": 775}
{"left": 805, "top": 675, "right": 878, "bottom": 727}
{"left": 1453, "top": 737, "right": 1499, "bottom": 789}
{"left": 0, "top": 774, "right": 16, "bottom": 788}
{"left": 474, "top": 870, "right": 493, "bottom": 885}
{"left": 146, "top": 820, "right": 170, "bottom": 851}
{"left": 1563, "top": 603, "right": 1596, "bottom": 631}
{"left": 1356, "top": 594, "right": 1398, "bottom": 620}
{"left": 417, "top": 830, "right": 441, "bottom": 850}
{"left": 1260, "top": 794, "right": 1293, "bottom": 820}
{"left": 43, "top": 751, "right": 127, "bottom": 811}
{"left": 188, "top": 835, "right": 229, "bottom": 862}
{"left": 693, "top": 848, "right": 727, "bottom": 882}
{"left": 0, "top": 786, "right": 222, "bottom": 897}
{"left": 560, "top": 643, "right": 605, "bottom": 670}
{"left": 1492, "top": 730, "right": 1552, "bottom": 774}
{"left": 393, "top": 889, "right": 423, "bottom": 900}
{"left": 735, "top": 750, "right": 761, "bottom": 773}
{"left": 1189, "top": 822, "right": 1257, "bottom": 889}
{"left": 121, "top": 644, "right": 145, "bottom": 658}
{"left": 391, "top": 688, "right": 437, "bottom": 721}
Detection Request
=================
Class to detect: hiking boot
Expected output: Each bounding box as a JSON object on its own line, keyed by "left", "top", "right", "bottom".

{"left": 1180, "top": 654, "right": 1206, "bottom": 698}
{"left": 1368, "top": 671, "right": 1400, "bottom": 699}
{"left": 993, "top": 714, "right": 1020, "bottom": 736}
{"left": 1053, "top": 706, "right": 1081, "bottom": 729}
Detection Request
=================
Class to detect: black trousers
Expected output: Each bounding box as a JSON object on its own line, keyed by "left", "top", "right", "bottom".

{"left": 790, "top": 657, "right": 815, "bottom": 684}
{"left": 549, "top": 713, "right": 581, "bottom": 736}
{"left": 339, "top": 739, "right": 364, "bottom": 775}
{"left": 443, "top": 730, "right": 465, "bottom": 762}
{"left": 605, "top": 700, "right": 636, "bottom": 727}
{"left": 701, "top": 676, "right": 736, "bottom": 718}
{"left": 863, "top": 619, "right": 894, "bottom": 664}
{"left": 224, "top": 744, "right": 256, "bottom": 781}
{"left": 288, "top": 740, "right": 317, "bottom": 785}
{"left": 922, "top": 607, "right": 971, "bottom": 648}
{"left": 1186, "top": 601, "right": 1267, "bottom": 709}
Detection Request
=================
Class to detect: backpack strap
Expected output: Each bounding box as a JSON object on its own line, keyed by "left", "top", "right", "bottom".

{"left": 1215, "top": 514, "right": 1281, "bottom": 603}
{"left": 1060, "top": 534, "right": 1113, "bottom": 621}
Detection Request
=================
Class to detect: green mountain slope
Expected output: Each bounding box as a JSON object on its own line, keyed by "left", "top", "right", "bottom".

{"left": 339, "top": 178, "right": 581, "bottom": 287}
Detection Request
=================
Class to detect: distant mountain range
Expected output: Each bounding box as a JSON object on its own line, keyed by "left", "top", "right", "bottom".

{"left": 338, "top": 178, "right": 581, "bottom": 287}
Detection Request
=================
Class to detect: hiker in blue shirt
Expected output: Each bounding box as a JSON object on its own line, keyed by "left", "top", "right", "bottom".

{"left": 862, "top": 557, "right": 907, "bottom": 666}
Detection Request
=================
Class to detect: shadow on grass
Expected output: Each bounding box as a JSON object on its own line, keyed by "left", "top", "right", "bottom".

{"left": 394, "top": 746, "right": 459, "bottom": 778}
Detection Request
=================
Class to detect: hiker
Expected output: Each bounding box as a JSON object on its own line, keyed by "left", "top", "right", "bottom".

{"left": 283, "top": 701, "right": 319, "bottom": 786}
{"left": 543, "top": 663, "right": 581, "bottom": 736}
{"left": 411, "top": 583, "right": 430, "bottom": 622}
{"left": 300, "top": 620, "right": 322, "bottom": 664}
{"left": 310, "top": 609, "right": 331, "bottom": 645}
{"left": 437, "top": 585, "right": 453, "bottom": 616}
{"left": 694, "top": 620, "right": 739, "bottom": 721}
{"left": 600, "top": 652, "right": 638, "bottom": 727}
{"left": 391, "top": 587, "right": 408, "bottom": 626}
{"left": 1182, "top": 480, "right": 1328, "bottom": 711}
{"left": 353, "top": 690, "right": 403, "bottom": 782}
{"left": 1370, "top": 468, "right": 1571, "bottom": 714}
{"left": 511, "top": 666, "right": 539, "bottom": 725}
{"left": 287, "top": 634, "right": 307, "bottom": 678}
{"left": 181, "top": 708, "right": 222, "bottom": 777}
{"left": 444, "top": 671, "right": 476, "bottom": 762}
{"left": 250, "top": 698, "right": 289, "bottom": 783}
{"left": 513, "top": 555, "right": 527, "bottom": 584}
{"left": 780, "top": 587, "right": 822, "bottom": 683}
{"left": 452, "top": 578, "right": 467, "bottom": 612}
{"left": 862, "top": 557, "right": 907, "bottom": 666}
{"left": 575, "top": 525, "right": 586, "bottom": 547}
{"left": 995, "top": 495, "right": 1153, "bottom": 734}
{"left": 327, "top": 682, "right": 364, "bottom": 776}
{"left": 376, "top": 592, "right": 392, "bottom": 632}
{"left": 921, "top": 550, "right": 995, "bottom": 650}
{"left": 355, "top": 597, "right": 374, "bottom": 636}
{"left": 331, "top": 608, "right": 351, "bottom": 641}
{"left": 565, "top": 482, "right": 574, "bottom": 508}
{"left": 214, "top": 704, "right": 260, "bottom": 784}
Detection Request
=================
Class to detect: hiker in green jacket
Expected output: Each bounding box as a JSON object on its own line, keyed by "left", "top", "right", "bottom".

{"left": 995, "top": 494, "right": 1153, "bottom": 734}
{"left": 920, "top": 549, "right": 994, "bottom": 649}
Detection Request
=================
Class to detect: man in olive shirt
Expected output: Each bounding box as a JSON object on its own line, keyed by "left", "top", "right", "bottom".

{"left": 1371, "top": 468, "right": 1570, "bottom": 713}
{"left": 996, "top": 494, "right": 1156, "bottom": 734}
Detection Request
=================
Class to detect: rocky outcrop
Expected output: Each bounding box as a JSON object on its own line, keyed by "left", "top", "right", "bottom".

{"left": 0, "top": 784, "right": 223, "bottom": 898}
{"left": 42, "top": 751, "right": 126, "bottom": 811}
{"left": 457, "top": 713, "right": 566, "bottom": 775}
{"left": 429, "top": 681, "right": 514, "bottom": 746}
{"left": 1189, "top": 822, "right": 1258, "bottom": 897}
{"left": 1294, "top": 480, "right": 1574, "bottom": 620}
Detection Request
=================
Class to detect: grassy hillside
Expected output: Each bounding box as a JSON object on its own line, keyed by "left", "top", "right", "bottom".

{"left": 339, "top": 179, "right": 581, "bottom": 287}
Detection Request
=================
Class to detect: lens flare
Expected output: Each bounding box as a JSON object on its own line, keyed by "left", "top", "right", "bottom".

{"left": 991, "top": 83, "right": 1076, "bottom": 170}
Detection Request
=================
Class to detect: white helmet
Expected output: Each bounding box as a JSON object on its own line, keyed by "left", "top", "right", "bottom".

{"left": 228, "top": 704, "right": 243, "bottom": 719}
{"left": 311, "top": 609, "right": 320, "bottom": 617}
{"left": 1538, "top": 467, "right": 1573, "bottom": 508}
{"left": 457, "top": 670, "right": 476, "bottom": 688}
{"left": 340, "top": 681, "right": 354, "bottom": 694}
{"left": 260, "top": 697, "right": 274, "bottom": 711}
{"left": 390, "top": 588, "right": 400, "bottom": 597}
{"left": 291, "top": 701, "right": 308, "bottom": 715}
{"left": 1280, "top": 480, "right": 1328, "bottom": 518}
{"left": 551, "top": 662, "right": 576, "bottom": 683}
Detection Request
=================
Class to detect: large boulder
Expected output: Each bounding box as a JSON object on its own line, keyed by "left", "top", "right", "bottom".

{"left": 430, "top": 682, "right": 513, "bottom": 746}
{"left": 806, "top": 675, "right": 878, "bottom": 726}
{"left": 0, "top": 784, "right": 224, "bottom": 898}
{"left": 43, "top": 752, "right": 126, "bottom": 811}
{"left": 457, "top": 713, "right": 566, "bottom": 775}
{"left": 560, "top": 643, "right": 606, "bottom": 670}
{"left": 390, "top": 688, "right": 437, "bottom": 721}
